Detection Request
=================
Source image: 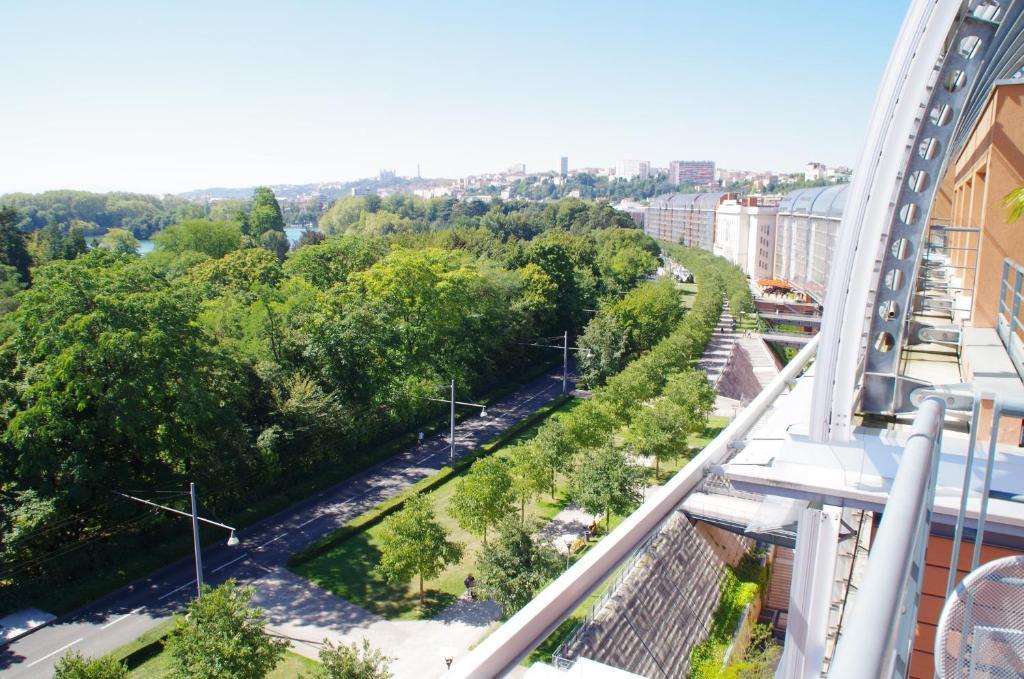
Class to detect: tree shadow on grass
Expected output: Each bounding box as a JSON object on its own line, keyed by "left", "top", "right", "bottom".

{"left": 296, "top": 532, "right": 457, "bottom": 620}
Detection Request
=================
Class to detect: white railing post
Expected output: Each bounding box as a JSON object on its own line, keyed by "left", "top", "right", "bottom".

{"left": 828, "top": 397, "right": 945, "bottom": 678}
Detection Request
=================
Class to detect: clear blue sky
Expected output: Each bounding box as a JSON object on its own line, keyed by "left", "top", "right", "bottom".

{"left": 0, "top": 1, "right": 909, "bottom": 195}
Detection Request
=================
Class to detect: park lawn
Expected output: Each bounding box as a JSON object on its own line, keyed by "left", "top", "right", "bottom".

{"left": 127, "top": 648, "right": 318, "bottom": 678}
{"left": 109, "top": 620, "right": 319, "bottom": 678}
{"left": 679, "top": 282, "right": 699, "bottom": 309}
{"left": 295, "top": 402, "right": 583, "bottom": 621}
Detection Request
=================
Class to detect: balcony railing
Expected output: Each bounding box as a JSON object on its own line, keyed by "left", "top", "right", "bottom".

{"left": 828, "top": 397, "right": 945, "bottom": 678}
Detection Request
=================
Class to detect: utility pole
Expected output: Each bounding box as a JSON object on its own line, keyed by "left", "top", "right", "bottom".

{"left": 426, "top": 381, "right": 489, "bottom": 466}
{"left": 563, "top": 331, "right": 569, "bottom": 394}
{"left": 190, "top": 482, "right": 204, "bottom": 599}
{"left": 518, "top": 331, "right": 587, "bottom": 395}
{"left": 450, "top": 379, "right": 456, "bottom": 465}
{"left": 115, "top": 483, "right": 239, "bottom": 601}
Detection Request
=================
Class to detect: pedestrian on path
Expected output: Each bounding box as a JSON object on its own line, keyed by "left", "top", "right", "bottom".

{"left": 418, "top": 431, "right": 424, "bottom": 447}
{"left": 464, "top": 574, "right": 476, "bottom": 600}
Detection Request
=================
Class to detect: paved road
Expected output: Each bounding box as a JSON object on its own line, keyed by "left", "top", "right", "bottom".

{"left": 1, "top": 368, "right": 572, "bottom": 678}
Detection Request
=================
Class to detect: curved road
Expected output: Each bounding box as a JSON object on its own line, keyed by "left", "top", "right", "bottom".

{"left": 1, "top": 367, "right": 572, "bottom": 678}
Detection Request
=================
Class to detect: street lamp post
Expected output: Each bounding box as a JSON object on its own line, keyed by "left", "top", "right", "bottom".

{"left": 563, "top": 331, "right": 568, "bottom": 395}
{"left": 426, "top": 382, "right": 488, "bottom": 465}
{"left": 115, "top": 483, "right": 240, "bottom": 599}
{"left": 190, "top": 482, "right": 203, "bottom": 596}
{"left": 450, "top": 379, "right": 456, "bottom": 465}
{"left": 518, "top": 331, "right": 588, "bottom": 395}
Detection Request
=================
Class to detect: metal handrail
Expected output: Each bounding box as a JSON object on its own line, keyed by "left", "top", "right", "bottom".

{"left": 550, "top": 527, "right": 661, "bottom": 669}
{"left": 451, "top": 335, "right": 819, "bottom": 677}
{"left": 828, "top": 397, "right": 946, "bottom": 678}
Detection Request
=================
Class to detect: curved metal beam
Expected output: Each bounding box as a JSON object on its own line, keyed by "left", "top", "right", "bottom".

{"left": 811, "top": 0, "right": 987, "bottom": 440}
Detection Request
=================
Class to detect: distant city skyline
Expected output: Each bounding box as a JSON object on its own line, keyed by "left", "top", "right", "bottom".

{"left": 0, "top": 1, "right": 908, "bottom": 196}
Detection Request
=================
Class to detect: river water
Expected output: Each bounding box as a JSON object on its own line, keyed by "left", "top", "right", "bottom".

{"left": 136, "top": 226, "right": 313, "bottom": 255}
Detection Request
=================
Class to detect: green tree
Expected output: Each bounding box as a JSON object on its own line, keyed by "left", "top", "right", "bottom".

{"left": 52, "top": 651, "right": 128, "bottom": 679}
{"left": 532, "top": 417, "right": 578, "bottom": 498}
{"left": 568, "top": 445, "right": 647, "bottom": 529}
{"left": 283, "top": 234, "right": 387, "bottom": 290}
{"left": 259, "top": 229, "right": 290, "bottom": 261}
{"left": 627, "top": 399, "right": 690, "bottom": 478}
{"left": 319, "top": 196, "right": 369, "bottom": 235}
{"left": 64, "top": 221, "right": 91, "bottom": 259}
{"left": 602, "top": 245, "right": 657, "bottom": 293}
{"left": 295, "top": 228, "right": 325, "bottom": 248}
{"left": 662, "top": 369, "right": 716, "bottom": 431}
{"left": 560, "top": 399, "right": 618, "bottom": 450}
{"left": 209, "top": 198, "right": 249, "bottom": 225}
{"left": 524, "top": 231, "right": 596, "bottom": 333}
{"left": 613, "top": 278, "right": 684, "bottom": 352}
{"left": 28, "top": 222, "right": 89, "bottom": 264}
{"left": 375, "top": 495, "right": 463, "bottom": 604}
{"left": 165, "top": 579, "right": 287, "bottom": 679}
{"left": 0, "top": 206, "right": 32, "bottom": 283}
{"left": 0, "top": 264, "right": 25, "bottom": 319}
{"left": 0, "top": 252, "right": 248, "bottom": 567}
{"left": 99, "top": 228, "right": 140, "bottom": 255}
{"left": 248, "top": 187, "right": 285, "bottom": 237}
{"left": 509, "top": 443, "right": 548, "bottom": 522}
{"left": 576, "top": 312, "right": 630, "bottom": 387}
{"left": 311, "top": 639, "right": 393, "bottom": 679}
{"left": 450, "top": 455, "right": 515, "bottom": 545}
{"left": 189, "top": 247, "right": 283, "bottom": 294}
{"left": 154, "top": 219, "right": 242, "bottom": 258}
{"left": 477, "top": 519, "right": 562, "bottom": 616}
{"left": 356, "top": 210, "right": 414, "bottom": 236}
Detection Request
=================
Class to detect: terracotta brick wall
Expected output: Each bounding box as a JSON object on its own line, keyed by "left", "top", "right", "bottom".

{"left": 909, "top": 534, "right": 1022, "bottom": 678}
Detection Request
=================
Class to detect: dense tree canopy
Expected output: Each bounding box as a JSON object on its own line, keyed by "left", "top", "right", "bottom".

{"left": 577, "top": 277, "right": 684, "bottom": 387}
{"left": 0, "top": 190, "right": 205, "bottom": 239}
{"left": 0, "top": 196, "right": 656, "bottom": 614}
{"left": 0, "top": 206, "right": 32, "bottom": 283}
{"left": 154, "top": 219, "right": 243, "bottom": 259}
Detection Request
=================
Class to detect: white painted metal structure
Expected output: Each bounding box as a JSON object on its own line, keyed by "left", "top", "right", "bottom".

{"left": 812, "top": 0, "right": 1024, "bottom": 441}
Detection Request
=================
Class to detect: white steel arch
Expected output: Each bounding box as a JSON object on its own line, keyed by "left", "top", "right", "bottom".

{"left": 811, "top": 0, "right": 1022, "bottom": 441}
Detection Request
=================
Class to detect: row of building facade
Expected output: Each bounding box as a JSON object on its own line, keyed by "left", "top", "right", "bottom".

{"left": 634, "top": 183, "right": 850, "bottom": 303}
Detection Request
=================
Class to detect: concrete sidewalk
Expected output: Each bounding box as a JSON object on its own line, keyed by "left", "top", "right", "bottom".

{"left": 255, "top": 568, "right": 501, "bottom": 679}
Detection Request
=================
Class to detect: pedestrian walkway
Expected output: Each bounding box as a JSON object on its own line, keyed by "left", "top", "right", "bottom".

{"left": 254, "top": 568, "right": 502, "bottom": 679}
{"left": 695, "top": 301, "right": 739, "bottom": 387}
{"left": 535, "top": 504, "right": 599, "bottom": 556}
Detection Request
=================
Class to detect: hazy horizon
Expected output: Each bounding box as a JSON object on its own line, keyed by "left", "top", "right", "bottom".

{"left": 1, "top": 1, "right": 907, "bottom": 195}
